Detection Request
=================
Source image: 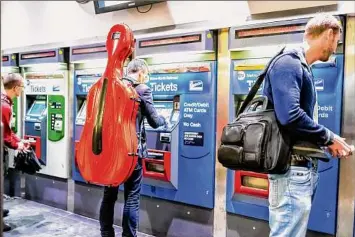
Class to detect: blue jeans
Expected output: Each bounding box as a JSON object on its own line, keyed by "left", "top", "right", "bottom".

{"left": 268, "top": 165, "right": 319, "bottom": 237}
{"left": 99, "top": 160, "right": 142, "bottom": 237}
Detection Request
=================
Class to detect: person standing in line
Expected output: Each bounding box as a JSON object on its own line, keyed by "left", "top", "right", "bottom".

{"left": 262, "top": 13, "right": 354, "bottom": 237}
{"left": 1, "top": 73, "right": 28, "bottom": 232}
{"left": 99, "top": 58, "right": 167, "bottom": 237}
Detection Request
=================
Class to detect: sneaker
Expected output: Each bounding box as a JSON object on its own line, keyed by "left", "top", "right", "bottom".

{"left": 3, "top": 222, "right": 11, "bottom": 232}
{"left": 3, "top": 209, "right": 9, "bottom": 217}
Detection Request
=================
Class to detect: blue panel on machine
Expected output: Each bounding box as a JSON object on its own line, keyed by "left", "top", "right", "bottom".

{"left": 25, "top": 99, "right": 48, "bottom": 165}
{"left": 72, "top": 71, "right": 102, "bottom": 183}
{"left": 147, "top": 72, "right": 211, "bottom": 96}
{"left": 307, "top": 55, "right": 344, "bottom": 234}
{"left": 140, "top": 62, "right": 217, "bottom": 209}
{"left": 232, "top": 68, "right": 264, "bottom": 95}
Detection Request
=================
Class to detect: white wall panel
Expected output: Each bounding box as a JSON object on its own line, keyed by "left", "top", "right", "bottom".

{"left": 0, "top": 1, "right": 250, "bottom": 51}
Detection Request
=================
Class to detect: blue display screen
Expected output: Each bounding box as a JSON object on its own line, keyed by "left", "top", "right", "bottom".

{"left": 28, "top": 101, "right": 46, "bottom": 116}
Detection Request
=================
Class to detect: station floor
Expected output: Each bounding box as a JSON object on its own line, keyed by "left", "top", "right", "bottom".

{"left": 3, "top": 196, "right": 154, "bottom": 237}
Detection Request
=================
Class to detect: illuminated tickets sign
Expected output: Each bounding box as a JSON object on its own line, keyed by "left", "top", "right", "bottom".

{"left": 25, "top": 72, "right": 65, "bottom": 80}
{"left": 72, "top": 46, "right": 107, "bottom": 55}
{"left": 235, "top": 24, "right": 306, "bottom": 39}
{"left": 21, "top": 51, "right": 56, "bottom": 60}
{"left": 139, "top": 34, "right": 202, "bottom": 48}
{"left": 149, "top": 63, "right": 211, "bottom": 74}
{"left": 2, "top": 56, "right": 9, "bottom": 62}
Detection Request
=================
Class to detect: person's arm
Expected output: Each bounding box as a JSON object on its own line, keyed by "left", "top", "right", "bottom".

{"left": 2, "top": 105, "right": 20, "bottom": 149}
{"left": 269, "top": 54, "right": 334, "bottom": 146}
{"left": 138, "top": 85, "right": 167, "bottom": 129}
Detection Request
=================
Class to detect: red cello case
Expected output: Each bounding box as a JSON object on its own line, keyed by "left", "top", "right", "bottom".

{"left": 76, "top": 24, "right": 139, "bottom": 187}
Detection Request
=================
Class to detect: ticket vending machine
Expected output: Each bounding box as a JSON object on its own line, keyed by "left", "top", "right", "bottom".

{"left": 142, "top": 96, "right": 180, "bottom": 189}
{"left": 1, "top": 54, "right": 22, "bottom": 168}
{"left": 20, "top": 48, "right": 70, "bottom": 179}
{"left": 69, "top": 43, "right": 108, "bottom": 182}
{"left": 135, "top": 31, "right": 217, "bottom": 209}
{"left": 227, "top": 17, "right": 345, "bottom": 235}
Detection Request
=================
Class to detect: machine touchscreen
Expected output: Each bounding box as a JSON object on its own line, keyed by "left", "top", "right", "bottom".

{"left": 28, "top": 101, "right": 46, "bottom": 117}
{"left": 144, "top": 102, "right": 173, "bottom": 130}
{"left": 76, "top": 100, "right": 87, "bottom": 124}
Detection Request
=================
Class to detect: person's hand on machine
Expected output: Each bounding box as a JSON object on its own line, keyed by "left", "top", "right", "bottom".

{"left": 327, "top": 134, "right": 354, "bottom": 158}
{"left": 17, "top": 141, "right": 30, "bottom": 153}
{"left": 22, "top": 139, "right": 31, "bottom": 147}
{"left": 164, "top": 118, "right": 171, "bottom": 129}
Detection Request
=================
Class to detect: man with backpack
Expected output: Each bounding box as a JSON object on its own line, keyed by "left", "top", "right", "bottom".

{"left": 1, "top": 73, "right": 28, "bottom": 232}
{"left": 263, "top": 14, "right": 354, "bottom": 236}
{"left": 99, "top": 58, "right": 167, "bottom": 237}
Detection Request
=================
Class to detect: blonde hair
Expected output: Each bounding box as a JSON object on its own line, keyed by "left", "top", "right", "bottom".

{"left": 305, "top": 13, "right": 342, "bottom": 38}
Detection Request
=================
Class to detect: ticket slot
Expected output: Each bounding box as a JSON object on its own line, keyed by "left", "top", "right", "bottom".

{"left": 234, "top": 171, "right": 269, "bottom": 198}
{"left": 24, "top": 135, "right": 42, "bottom": 161}
{"left": 143, "top": 149, "right": 171, "bottom": 182}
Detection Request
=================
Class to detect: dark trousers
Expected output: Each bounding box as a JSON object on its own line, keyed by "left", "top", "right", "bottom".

{"left": 99, "top": 160, "right": 142, "bottom": 237}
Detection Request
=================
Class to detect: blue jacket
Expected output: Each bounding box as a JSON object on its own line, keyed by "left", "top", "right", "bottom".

{"left": 262, "top": 47, "right": 334, "bottom": 146}
{"left": 134, "top": 83, "right": 166, "bottom": 158}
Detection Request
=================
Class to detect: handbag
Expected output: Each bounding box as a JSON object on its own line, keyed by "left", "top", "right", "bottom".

{"left": 217, "top": 46, "right": 293, "bottom": 174}
{"left": 14, "top": 148, "right": 42, "bottom": 175}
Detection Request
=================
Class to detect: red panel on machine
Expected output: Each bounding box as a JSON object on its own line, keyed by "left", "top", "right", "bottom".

{"left": 234, "top": 171, "right": 269, "bottom": 198}
{"left": 76, "top": 24, "right": 139, "bottom": 187}
{"left": 142, "top": 149, "right": 171, "bottom": 182}
{"left": 24, "top": 135, "right": 41, "bottom": 160}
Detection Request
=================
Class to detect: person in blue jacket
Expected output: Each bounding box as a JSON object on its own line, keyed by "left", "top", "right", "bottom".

{"left": 263, "top": 13, "right": 353, "bottom": 237}
{"left": 99, "top": 58, "right": 167, "bottom": 237}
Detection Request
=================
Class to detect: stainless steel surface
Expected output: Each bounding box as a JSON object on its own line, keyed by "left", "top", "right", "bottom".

{"left": 67, "top": 64, "right": 75, "bottom": 213}
{"left": 337, "top": 15, "right": 355, "bottom": 237}
{"left": 213, "top": 28, "right": 230, "bottom": 237}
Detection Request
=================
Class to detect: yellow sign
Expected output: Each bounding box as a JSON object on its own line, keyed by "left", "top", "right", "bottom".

{"left": 235, "top": 64, "right": 265, "bottom": 71}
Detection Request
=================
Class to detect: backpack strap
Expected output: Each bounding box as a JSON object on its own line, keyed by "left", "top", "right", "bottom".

{"left": 237, "top": 46, "right": 286, "bottom": 116}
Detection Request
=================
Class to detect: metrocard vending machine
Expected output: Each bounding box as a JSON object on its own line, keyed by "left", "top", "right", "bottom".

{"left": 226, "top": 17, "right": 345, "bottom": 235}
{"left": 135, "top": 31, "right": 217, "bottom": 209}
{"left": 20, "top": 48, "right": 70, "bottom": 179}
{"left": 69, "top": 43, "right": 108, "bottom": 182}
{"left": 1, "top": 54, "right": 22, "bottom": 169}
{"left": 142, "top": 95, "right": 180, "bottom": 189}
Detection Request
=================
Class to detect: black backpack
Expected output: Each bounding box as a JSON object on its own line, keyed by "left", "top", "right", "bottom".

{"left": 217, "top": 46, "right": 292, "bottom": 174}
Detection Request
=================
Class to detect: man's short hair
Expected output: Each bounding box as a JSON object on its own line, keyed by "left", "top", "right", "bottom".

{"left": 126, "top": 58, "right": 149, "bottom": 75}
{"left": 2, "top": 73, "right": 24, "bottom": 90}
{"left": 305, "top": 13, "right": 342, "bottom": 38}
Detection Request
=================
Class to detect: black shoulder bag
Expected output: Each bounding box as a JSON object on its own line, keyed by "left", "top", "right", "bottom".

{"left": 217, "top": 46, "right": 292, "bottom": 174}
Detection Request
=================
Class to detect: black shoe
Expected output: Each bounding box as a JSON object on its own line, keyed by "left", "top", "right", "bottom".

{"left": 3, "top": 222, "right": 11, "bottom": 232}
{"left": 3, "top": 209, "right": 9, "bottom": 217}
{"left": 101, "top": 230, "right": 115, "bottom": 237}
